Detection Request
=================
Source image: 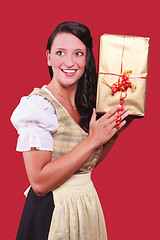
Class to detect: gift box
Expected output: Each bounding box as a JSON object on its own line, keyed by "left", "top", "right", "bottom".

{"left": 96, "top": 34, "right": 150, "bottom": 116}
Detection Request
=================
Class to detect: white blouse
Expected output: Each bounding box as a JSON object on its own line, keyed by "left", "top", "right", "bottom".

{"left": 11, "top": 86, "right": 58, "bottom": 152}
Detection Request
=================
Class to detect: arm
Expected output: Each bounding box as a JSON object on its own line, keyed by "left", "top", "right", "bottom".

{"left": 94, "top": 114, "right": 134, "bottom": 168}
{"left": 23, "top": 137, "right": 96, "bottom": 197}
{"left": 94, "top": 134, "right": 118, "bottom": 168}
{"left": 23, "top": 105, "right": 129, "bottom": 196}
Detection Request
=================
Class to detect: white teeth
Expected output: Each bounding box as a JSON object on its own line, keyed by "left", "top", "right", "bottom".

{"left": 62, "top": 69, "right": 76, "bottom": 74}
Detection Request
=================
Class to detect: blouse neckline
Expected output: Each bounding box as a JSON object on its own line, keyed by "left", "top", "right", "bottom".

{"left": 42, "top": 85, "right": 88, "bottom": 135}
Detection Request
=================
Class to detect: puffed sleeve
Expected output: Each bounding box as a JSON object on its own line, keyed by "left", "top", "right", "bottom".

{"left": 10, "top": 94, "right": 58, "bottom": 152}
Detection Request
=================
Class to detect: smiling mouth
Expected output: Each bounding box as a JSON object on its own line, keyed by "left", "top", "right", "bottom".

{"left": 61, "top": 69, "right": 77, "bottom": 76}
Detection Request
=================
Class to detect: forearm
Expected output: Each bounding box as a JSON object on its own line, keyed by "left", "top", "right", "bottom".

{"left": 94, "top": 134, "right": 118, "bottom": 168}
{"left": 94, "top": 115, "right": 133, "bottom": 168}
{"left": 24, "top": 136, "right": 96, "bottom": 196}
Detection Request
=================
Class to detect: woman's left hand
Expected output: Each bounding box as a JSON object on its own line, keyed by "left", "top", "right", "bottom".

{"left": 116, "top": 115, "right": 135, "bottom": 136}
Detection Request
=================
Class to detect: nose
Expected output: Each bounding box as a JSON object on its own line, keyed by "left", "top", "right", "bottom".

{"left": 64, "top": 54, "right": 74, "bottom": 68}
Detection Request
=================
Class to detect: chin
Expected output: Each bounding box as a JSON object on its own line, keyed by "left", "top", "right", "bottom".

{"left": 63, "top": 81, "right": 78, "bottom": 88}
{"left": 60, "top": 77, "right": 80, "bottom": 87}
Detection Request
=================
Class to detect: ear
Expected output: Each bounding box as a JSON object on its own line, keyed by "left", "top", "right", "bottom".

{"left": 46, "top": 50, "right": 51, "bottom": 66}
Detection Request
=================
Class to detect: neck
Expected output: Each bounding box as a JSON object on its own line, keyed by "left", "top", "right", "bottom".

{"left": 47, "top": 80, "right": 77, "bottom": 109}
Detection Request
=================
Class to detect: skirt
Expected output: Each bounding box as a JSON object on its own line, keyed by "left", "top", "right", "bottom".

{"left": 16, "top": 173, "right": 108, "bottom": 240}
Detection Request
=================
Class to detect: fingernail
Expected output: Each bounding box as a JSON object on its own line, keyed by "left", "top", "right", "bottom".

{"left": 123, "top": 120, "right": 126, "bottom": 124}
{"left": 118, "top": 105, "right": 122, "bottom": 111}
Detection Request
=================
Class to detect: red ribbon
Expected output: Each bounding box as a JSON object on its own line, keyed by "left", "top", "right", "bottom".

{"left": 100, "top": 35, "right": 147, "bottom": 129}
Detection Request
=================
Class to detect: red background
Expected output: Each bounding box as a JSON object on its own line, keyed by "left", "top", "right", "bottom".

{"left": 1, "top": 0, "right": 159, "bottom": 239}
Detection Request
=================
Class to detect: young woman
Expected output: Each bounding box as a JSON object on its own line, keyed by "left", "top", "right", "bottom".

{"left": 11, "top": 21, "right": 129, "bottom": 240}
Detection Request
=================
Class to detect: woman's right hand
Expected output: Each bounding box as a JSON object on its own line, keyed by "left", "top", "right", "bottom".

{"left": 88, "top": 106, "right": 129, "bottom": 148}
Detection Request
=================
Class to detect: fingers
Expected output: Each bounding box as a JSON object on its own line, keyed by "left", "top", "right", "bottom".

{"left": 96, "top": 105, "right": 120, "bottom": 126}
{"left": 107, "top": 106, "right": 129, "bottom": 130}
{"left": 118, "top": 119, "right": 127, "bottom": 129}
{"left": 99, "top": 105, "right": 128, "bottom": 121}
{"left": 112, "top": 119, "right": 127, "bottom": 136}
{"left": 120, "top": 108, "right": 129, "bottom": 121}
{"left": 89, "top": 106, "right": 130, "bottom": 146}
{"left": 93, "top": 105, "right": 129, "bottom": 132}
{"left": 98, "top": 105, "right": 129, "bottom": 124}
{"left": 104, "top": 105, "right": 122, "bottom": 119}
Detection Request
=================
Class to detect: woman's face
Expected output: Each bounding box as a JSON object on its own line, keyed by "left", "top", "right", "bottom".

{"left": 47, "top": 32, "right": 86, "bottom": 88}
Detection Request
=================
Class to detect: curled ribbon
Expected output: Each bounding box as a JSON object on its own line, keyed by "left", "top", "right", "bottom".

{"left": 99, "top": 35, "right": 147, "bottom": 129}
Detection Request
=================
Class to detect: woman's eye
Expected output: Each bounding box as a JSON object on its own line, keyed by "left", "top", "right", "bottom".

{"left": 76, "top": 51, "right": 83, "bottom": 56}
{"left": 56, "top": 51, "right": 65, "bottom": 56}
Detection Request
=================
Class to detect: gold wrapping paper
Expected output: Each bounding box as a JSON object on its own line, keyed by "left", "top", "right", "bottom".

{"left": 96, "top": 34, "right": 150, "bottom": 116}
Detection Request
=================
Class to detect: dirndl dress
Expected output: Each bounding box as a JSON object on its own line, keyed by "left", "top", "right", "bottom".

{"left": 12, "top": 87, "right": 108, "bottom": 240}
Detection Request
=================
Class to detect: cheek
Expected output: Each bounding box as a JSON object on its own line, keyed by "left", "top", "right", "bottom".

{"left": 50, "top": 56, "right": 62, "bottom": 68}
{"left": 78, "top": 58, "right": 86, "bottom": 69}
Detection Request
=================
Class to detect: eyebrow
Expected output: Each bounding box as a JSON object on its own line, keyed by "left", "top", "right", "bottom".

{"left": 56, "top": 48, "right": 66, "bottom": 51}
{"left": 56, "top": 48, "right": 85, "bottom": 51}
{"left": 74, "top": 48, "right": 85, "bottom": 51}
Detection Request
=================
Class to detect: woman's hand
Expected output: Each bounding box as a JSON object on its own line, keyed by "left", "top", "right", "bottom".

{"left": 88, "top": 105, "right": 129, "bottom": 148}
{"left": 115, "top": 115, "right": 135, "bottom": 136}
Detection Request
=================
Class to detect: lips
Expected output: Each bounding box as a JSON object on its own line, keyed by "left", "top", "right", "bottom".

{"left": 61, "top": 69, "right": 77, "bottom": 76}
